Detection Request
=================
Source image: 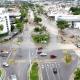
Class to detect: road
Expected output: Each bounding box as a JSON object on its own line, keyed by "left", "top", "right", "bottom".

{"left": 40, "top": 57, "right": 78, "bottom": 80}
{"left": 0, "top": 13, "right": 79, "bottom": 80}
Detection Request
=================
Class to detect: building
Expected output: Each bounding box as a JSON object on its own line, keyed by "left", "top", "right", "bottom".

{"left": 0, "top": 7, "right": 21, "bottom": 35}
{"left": 0, "top": 8, "right": 11, "bottom": 34}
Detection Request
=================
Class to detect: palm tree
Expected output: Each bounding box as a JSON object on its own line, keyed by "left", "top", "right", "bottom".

{"left": 64, "top": 50, "right": 72, "bottom": 64}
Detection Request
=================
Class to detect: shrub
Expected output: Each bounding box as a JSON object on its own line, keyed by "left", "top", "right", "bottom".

{"left": 34, "top": 16, "right": 42, "bottom": 24}
{"left": 0, "top": 25, "right": 3, "bottom": 31}
{"left": 74, "top": 68, "right": 80, "bottom": 80}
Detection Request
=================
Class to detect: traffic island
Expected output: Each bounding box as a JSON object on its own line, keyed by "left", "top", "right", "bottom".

{"left": 0, "top": 68, "right": 6, "bottom": 80}
{"left": 29, "top": 62, "right": 39, "bottom": 80}
{"left": 32, "top": 26, "right": 50, "bottom": 46}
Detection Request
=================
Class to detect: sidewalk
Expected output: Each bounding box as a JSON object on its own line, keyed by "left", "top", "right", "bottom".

{"left": 58, "top": 43, "right": 77, "bottom": 50}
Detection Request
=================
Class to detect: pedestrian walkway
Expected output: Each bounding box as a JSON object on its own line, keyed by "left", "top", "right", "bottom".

{"left": 58, "top": 43, "right": 77, "bottom": 50}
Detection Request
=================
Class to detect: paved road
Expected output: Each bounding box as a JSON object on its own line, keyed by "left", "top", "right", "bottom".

{"left": 0, "top": 13, "right": 79, "bottom": 80}
{"left": 40, "top": 58, "right": 78, "bottom": 80}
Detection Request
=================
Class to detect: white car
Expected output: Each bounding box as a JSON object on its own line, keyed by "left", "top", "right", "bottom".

{"left": 40, "top": 53, "right": 47, "bottom": 56}
{"left": 10, "top": 74, "right": 17, "bottom": 80}
{"left": 77, "top": 44, "right": 80, "bottom": 48}
{"left": 2, "top": 62, "right": 9, "bottom": 67}
{"left": 1, "top": 51, "right": 9, "bottom": 54}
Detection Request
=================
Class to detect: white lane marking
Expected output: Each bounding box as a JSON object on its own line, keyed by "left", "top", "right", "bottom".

{"left": 41, "top": 65, "right": 44, "bottom": 69}
{"left": 44, "top": 64, "right": 50, "bottom": 80}
{"left": 49, "top": 63, "right": 56, "bottom": 80}
{"left": 54, "top": 62, "right": 61, "bottom": 80}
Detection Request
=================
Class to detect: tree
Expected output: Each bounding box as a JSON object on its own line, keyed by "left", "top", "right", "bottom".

{"left": 0, "top": 24, "right": 3, "bottom": 31}
{"left": 11, "top": 24, "right": 15, "bottom": 32}
{"left": 70, "top": 7, "right": 80, "bottom": 15}
{"left": 74, "top": 68, "right": 80, "bottom": 80}
{"left": 64, "top": 53, "right": 72, "bottom": 64}
{"left": 34, "top": 16, "right": 42, "bottom": 24}
{"left": 57, "top": 20, "right": 69, "bottom": 30}
{"left": 16, "top": 22, "right": 23, "bottom": 32}
{"left": 15, "top": 18, "right": 20, "bottom": 23}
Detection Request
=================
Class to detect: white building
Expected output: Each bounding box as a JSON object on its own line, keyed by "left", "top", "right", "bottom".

{"left": 0, "top": 8, "right": 11, "bottom": 34}
{"left": 0, "top": 7, "right": 21, "bottom": 35}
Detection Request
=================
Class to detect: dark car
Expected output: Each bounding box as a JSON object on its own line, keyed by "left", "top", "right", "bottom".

{"left": 37, "top": 51, "right": 42, "bottom": 54}
{"left": 53, "top": 68, "right": 57, "bottom": 74}
{"left": 37, "top": 47, "right": 43, "bottom": 50}
{"left": 50, "top": 55, "right": 56, "bottom": 59}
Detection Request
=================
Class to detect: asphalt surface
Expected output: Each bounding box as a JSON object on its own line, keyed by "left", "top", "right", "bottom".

{"left": 40, "top": 58, "right": 78, "bottom": 80}
{"left": 0, "top": 14, "right": 79, "bottom": 80}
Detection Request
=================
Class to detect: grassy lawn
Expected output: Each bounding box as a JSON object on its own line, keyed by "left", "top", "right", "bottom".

{"left": 30, "top": 63, "right": 39, "bottom": 80}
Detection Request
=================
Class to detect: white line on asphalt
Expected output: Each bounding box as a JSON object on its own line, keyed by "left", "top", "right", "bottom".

{"left": 54, "top": 62, "right": 61, "bottom": 80}
{"left": 45, "top": 64, "right": 50, "bottom": 80}
{"left": 50, "top": 63, "right": 56, "bottom": 80}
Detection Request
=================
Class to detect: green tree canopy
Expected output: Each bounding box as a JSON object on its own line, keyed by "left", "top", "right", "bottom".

{"left": 57, "top": 20, "right": 69, "bottom": 30}
{"left": 70, "top": 7, "right": 80, "bottom": 15}
{"left": 16, "top": 22, "right": 23, "bottom": 32}
{"left": 74, "top": 68, "right": 80, "bottom": 80}
{"left": 34, "top": 16, "right": 42, "bottom": 24}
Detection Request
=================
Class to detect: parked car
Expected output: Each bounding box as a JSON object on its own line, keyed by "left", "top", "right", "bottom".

{"left": 10, "top": 74, "right": 17, "bottom": 80}
{"left": 40, "top": 53, "right": 47, "bottom": 56}
{"left": 50, "top": 55, "right": 56, "bottom": 59}
{"left": 53, "top": 68, "right": 57, "bottom": 74}
{"left": 2, "top": 62, "right": 9, "bottom": 67}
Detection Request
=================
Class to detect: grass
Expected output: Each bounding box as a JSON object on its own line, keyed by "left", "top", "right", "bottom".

{"left": 30, "top": 63, "right": 39, "bottom": 80}
{"left": 0, "top": 68, "right": 5, "bottom": 77}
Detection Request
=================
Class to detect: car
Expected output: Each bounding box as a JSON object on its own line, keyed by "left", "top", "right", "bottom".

{"left": 1, "top": 51, "right": 9, "bottom": 54}
{"left": 50, "top": 55, "right": 56, "bottom": 59}
{"left": 76, "top": 44, "right": 80, "bottom": 48}
{"left": 10, "top": 74, "right": 17, "bottom": 80}
{"left": 40, "top": 53, "right": 47, "bottom": 56}
{"left": 53, "top": 68, "right": 57, "bottom": 74}
{"left": 2, "top": 62, "right": 9, "bottom": 67}
{"left": 37, "top": 51, "right": 42, "bottom": 54}
{"left": 37, "top": 47, "right": 43, "bottom": 50}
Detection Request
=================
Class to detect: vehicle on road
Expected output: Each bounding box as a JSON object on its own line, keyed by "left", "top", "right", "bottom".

{"left": 0, "top": 50, "right": 9, "bottom": 57}
{"left": 40, "top": 53, "right": 47, "bottom": 56}
{"left": 37, "top": 47, "right": 43, "bottom": 50}
{"left": 50, "top": 55, "right": 56, "bottom": 59}
{"left": 53, "top": 68, "right": 57, "bottom": 74}
{"left": 37, "top": 51, "right": 42, "bottom": 54}
{"left": 2, "top": 62, "right": 9, "bottom": 67}
{"left": 1, "top": 50, "right": 9, "bottom": 54}
{"left": 10, "top": 74, "right": 17, "bottom": 80}
{"left": 76, "top": 44, "right": 80, "bottom": 48}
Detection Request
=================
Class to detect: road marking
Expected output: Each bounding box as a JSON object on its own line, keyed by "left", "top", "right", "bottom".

{"left": 45, "top": 64, "right": 50, "bottom": 80}
{"left": 55, "top": 62, "right": 61, "bottom": 80}
{"left": 49, "top": 63, "right": 56, "bottom": 80}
